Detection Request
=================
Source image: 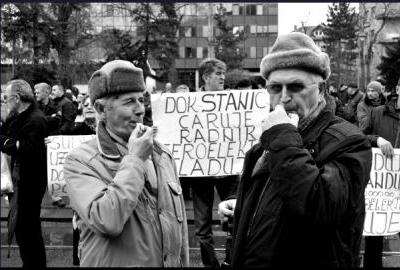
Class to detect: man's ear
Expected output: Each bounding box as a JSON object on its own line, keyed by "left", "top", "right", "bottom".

{"left": 202, "top": 74, "right": 209, "bottom": 83}
{"left": 94, "top": 100, "right": 106, "bottom": 119}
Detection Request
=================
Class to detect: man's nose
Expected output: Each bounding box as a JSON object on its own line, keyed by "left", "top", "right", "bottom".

{"left": 280, "top": 87, "right": 291, "bottom": 103}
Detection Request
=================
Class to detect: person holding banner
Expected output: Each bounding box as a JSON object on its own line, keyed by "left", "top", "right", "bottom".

{"left": 0, "top": 79, "right": 48, "bottom": 267}
{"left": 63, "top": 60, "right": 189, "bottom": 267}
{"left": 218, "top": 32, "right": 372, "bottom": 268}
{"left": 185, "top": 58, "right": 239, "bottom": 268}
{"left": 362, "top": 80, "right": 400, "bottom": 268}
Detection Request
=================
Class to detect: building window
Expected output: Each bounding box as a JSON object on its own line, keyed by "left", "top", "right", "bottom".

{"left": 256, "top": 4, "right": 263, "bottom": 15}
{"left": 257, "top": 25, "right": 263, "bottom": 36}
{"left": 197, "top": 47, "right": 203, "bottom": 59}
{"left": 202, "top": 26, "right": 209, "bottom": 37}
{"left": 257, "top": 47, "right": 264, "bottom": 58}
{"left": 203, "top": 47, "right": 209, "bottom": 58}
{"left": 184, "top": 26, "right": 196, "bottom": 37}
{"left": 246, "top": 4, "right": 256, "bottom": 15}
{"left": 250, "top": 25, "right": 257, "bottom": 35}
{"left": 269, "top": 25, "right": 278, "bottom": 33}
{"left": 105, "top": 4, "right": 114, "bottom": 17}
{"left": 263, "top": 47, "right": 269, "bottom": 56}
{"left": 250, "top": 47, "right": 256, "bottom": 58}
{"left": 179, "top": 47, "right": 185, "bottom": 58}
{"left": 185, "top": 47, "right": 196, "bottom": 58}
{"left": 232, "top": 4, "right": 239, "bottom": 15}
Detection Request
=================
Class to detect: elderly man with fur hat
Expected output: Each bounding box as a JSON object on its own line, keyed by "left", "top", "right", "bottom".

{"left": 218, "top": 32, "right": 372, "bottom": 268}
{"left": 63, "top": 60, "right": 189, "bottom": 267}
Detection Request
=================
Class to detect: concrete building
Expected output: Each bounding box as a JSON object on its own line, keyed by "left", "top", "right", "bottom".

{"left": 85, "top": 3, "right": 278, "bottom": 90}
{"left": 357, "top": 3, "right": 400, "bottom": 89}
{"left": 1, "top": 3, "right": 278, "bottom": 91}
{"left": 293, "top": 24, "right": 327, "bottom": 51}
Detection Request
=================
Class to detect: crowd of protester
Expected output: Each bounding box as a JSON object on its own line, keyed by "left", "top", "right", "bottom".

{"left": 0, "top": 31, "right": 399, "bottom": 267}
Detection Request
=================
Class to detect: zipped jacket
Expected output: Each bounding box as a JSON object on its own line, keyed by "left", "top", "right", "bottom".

{"left": 64, "top": 121, "right": 189, "bottom": 267}
{"left": 231, "top": 108, "right": 372, "bottom": 268}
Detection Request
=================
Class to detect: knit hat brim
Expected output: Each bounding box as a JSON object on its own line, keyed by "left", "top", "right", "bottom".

{"left": 260, "top": 32, "right": 331, "bottom": 80}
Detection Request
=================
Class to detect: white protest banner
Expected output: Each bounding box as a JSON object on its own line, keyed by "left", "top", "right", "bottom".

{"left": 46, "top": 135, "right": 94, "bottom": 197}
{"left": 151, "top": 89, "right": 270, "bottom": 177}
{"left": 363, "top": 148, "right": 400, "bottom": 236}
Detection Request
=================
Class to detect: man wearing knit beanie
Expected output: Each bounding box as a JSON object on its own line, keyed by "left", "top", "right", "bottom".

{"left": 362, "top": 79, "right": 400, "bottom": 269}
{"left": 357, "top": 80, "right": 386, "bottom": 131}
{"left": 63, "top": 60, "right": 189, "bottom": 266}
{"left": 218, "top": 32, "right": 372, "bottom": 268}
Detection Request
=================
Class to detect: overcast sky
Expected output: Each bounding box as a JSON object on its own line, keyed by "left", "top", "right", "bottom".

{"left": 278, "top": 3, "right": 359, "bottom": 34}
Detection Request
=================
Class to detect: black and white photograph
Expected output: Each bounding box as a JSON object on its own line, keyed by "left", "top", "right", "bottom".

{"left": 1, "top": 2, "right": 399, "bottom": 267}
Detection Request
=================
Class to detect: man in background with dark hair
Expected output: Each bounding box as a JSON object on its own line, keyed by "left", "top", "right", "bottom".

{"left": 51, "top": 83, "right": 77, "bottom": 135}
{"left": 337, "top": 83, "right": 364, "bottom": 124}
{"left": 186, "top": 58, "right": 239, "bottom": 267}
{"left": 1, "top": 79, "right": 48, "bottom": 267}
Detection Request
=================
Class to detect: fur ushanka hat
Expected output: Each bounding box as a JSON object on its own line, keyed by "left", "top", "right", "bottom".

{"left": 88, "top": 60, "right": 146, "bottom": 105}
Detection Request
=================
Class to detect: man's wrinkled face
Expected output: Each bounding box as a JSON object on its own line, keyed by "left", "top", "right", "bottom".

{"left": 205, "top": 67, "right": 226, "bottom": 91}
{"left": 366, "top": 87, "right": 380, "bottom": 101}
{"left": 267, "top": 69, "right": 323, "bottom": 120}
{"left": 104, "top": 92, "right": 145, "bottom": 141}
{"left": 52, "top": 85, "right": 64, "bottom": 98}
{"left": 34, "top": 85, "right": 48, "bottom": 102}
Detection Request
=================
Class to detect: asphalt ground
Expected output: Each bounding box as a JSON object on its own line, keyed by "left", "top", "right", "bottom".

{"left": 0, "top": 246, "right": 225, "bottom": 267}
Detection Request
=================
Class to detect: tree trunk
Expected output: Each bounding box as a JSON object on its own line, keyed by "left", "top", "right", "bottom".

{"left": 337, "top": 40, "right": 342, "bottom": 87}
{"left": 168, "top": 61, "right": 179, "bottom": 87}
{"left": 31, "top": 4, "right": 39, "bottom": 67}
{"left": 58, "top": 50, "right": 72, "bottom": 88}
{"left": 366, "top": 48, "right": 372, "bottom": 83}
{"left": 12, "top": 37, "right": 16, "bottom": 78}
{"left": 359, "top": 39, "right": 366, "bottom": 90}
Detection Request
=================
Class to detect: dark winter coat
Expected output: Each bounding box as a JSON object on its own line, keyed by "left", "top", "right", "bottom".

{"left": 230, "top": 107, "right": 372, "bottom": 268}
{"left": 0, "top": 103, "right": 48, "bottom": 201}
{"left": 363, "top": 98, "right": 400, "bottom": 147}
{"left": 356, "top": 94, "right": 386, "bottom": 131}
{"left": 0, "top": 104, "right": 48, "bottom": 247}
{"left": 52, "top": 95, "right": 77, "bottom": 134}
{"left": 337, "top": 90, "right": 365, "bottom": 124}
{"left": 38, "top": 99, "right": 60, "bottom": 135}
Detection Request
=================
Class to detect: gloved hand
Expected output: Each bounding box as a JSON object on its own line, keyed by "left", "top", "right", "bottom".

{"left": 261, "top": 104, "right": 299, "bottom": 132}
{"left": 377, "top": 137, "right": 394, "bottom": 159}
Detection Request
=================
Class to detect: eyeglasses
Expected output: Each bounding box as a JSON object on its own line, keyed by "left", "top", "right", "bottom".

{"left": 266, "top": 82, "right": 321, "bottom": 94}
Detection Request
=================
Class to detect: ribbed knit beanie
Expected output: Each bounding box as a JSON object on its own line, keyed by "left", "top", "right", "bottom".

{"left": 260, "top": 32, "right": 331, "bottom": 80}
{"left": 367, "top": 81, "right": 382, "bottom": 93}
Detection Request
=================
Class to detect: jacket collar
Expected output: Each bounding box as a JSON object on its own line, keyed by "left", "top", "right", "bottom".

{"left": 364, "top": 94, "right": 386, "bottom": 107}
{"left": 96, "top": 121, "right": 122, "bottom": 159}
